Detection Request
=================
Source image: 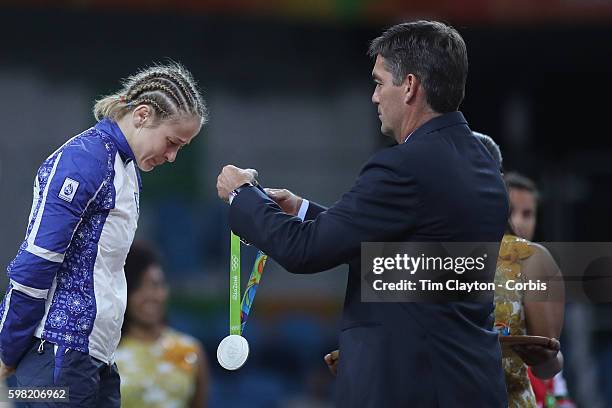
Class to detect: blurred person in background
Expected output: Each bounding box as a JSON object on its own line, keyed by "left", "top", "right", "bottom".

{"left": 116, "top": 241, "right": 209, "bottom": 408}
{"left": 503, "top": 172, "right": 575, "bottom": 408}
{"left": 473, "top": 131, "right": 503, "bottom": 172}
{"left": 217, "top": 21, "right": 509, "bottom": 407}
{"left": 0, "top": 63, "right": 206, "bottom": 407}
{"left": 474, "top": 137, "right": 565, "bottom": 406}
{"left": 504, "top": 172, "right": 538, "bottom": 242}
{"left": 494, "top": 217, "right": 564, "bottom": 406}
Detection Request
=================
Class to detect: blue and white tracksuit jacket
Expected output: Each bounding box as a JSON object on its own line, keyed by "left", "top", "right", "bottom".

{"left": 0, "top": 119, "right": 140, "bottom": 366}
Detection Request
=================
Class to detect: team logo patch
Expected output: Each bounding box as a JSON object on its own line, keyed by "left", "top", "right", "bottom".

{"left": 58, "top": 177, "right": 79, "bottom": 203}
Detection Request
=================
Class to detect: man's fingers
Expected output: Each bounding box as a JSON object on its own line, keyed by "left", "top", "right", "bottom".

{"left": 223, "top": 164, "right": 239, "bottom": 172}
{"left": 324, "top": 353, "right": 337, "bottom": 376}
{"left": 549, "top": 338, "right": 560, "bottom": 351}
{"left": 265, "top": 188, "right": 293, "bottom": 202}
{"left": 245, "top": 168, "right": 259, "bottom": 180}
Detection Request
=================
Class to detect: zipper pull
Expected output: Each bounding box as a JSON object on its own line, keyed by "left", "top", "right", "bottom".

{"left": 37, "top": 339, "right": 46, "bottom": 354}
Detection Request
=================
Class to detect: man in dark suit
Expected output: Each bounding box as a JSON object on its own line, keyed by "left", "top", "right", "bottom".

{"left": 217, "top": 21, "right": 509, "bottom": 407}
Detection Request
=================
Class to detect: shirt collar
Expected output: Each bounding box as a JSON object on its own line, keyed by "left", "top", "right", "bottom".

{"left": 95, "top": 118, "right": 142, "bottom": 190}
{"left": 95, "top": 118, "right": 136, "bottom": 164}
{"left": 403, "top": 111, "right": 468, "bottom": 143}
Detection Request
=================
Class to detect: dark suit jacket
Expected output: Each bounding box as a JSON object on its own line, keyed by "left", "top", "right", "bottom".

{"left": 230, "top": 112, "right": 509, "bottom": 407}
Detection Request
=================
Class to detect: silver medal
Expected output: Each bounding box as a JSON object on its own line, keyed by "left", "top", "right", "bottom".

{"left": 217, "top": 334, "right": 249, "bottom": 370}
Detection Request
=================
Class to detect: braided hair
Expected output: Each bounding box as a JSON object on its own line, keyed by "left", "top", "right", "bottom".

{"left": 93, "top": 62, "right": 207, "bottom": 125}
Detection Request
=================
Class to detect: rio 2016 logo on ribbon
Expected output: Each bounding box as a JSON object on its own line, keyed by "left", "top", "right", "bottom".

{"left": 231, "top": 255, "right": 239, "bottom": 271}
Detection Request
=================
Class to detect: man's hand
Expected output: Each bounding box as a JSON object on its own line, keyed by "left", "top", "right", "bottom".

{"left": 217, "top": 165, "right": 258, "bottom": 202}
{"left": 264, "top": 188, "right": 303, "bottom": 216}
{"left": 0, "top": 360, "right": 15, "bottom": 380}
{"left": 324, "top": 349, "right": 339, "bottom": 376}
{"left": 511, "top": 338, "right": 560, "bottom": 367}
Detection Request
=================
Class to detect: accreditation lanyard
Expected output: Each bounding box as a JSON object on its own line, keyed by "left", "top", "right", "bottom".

{"left": 229, "top": 232, "right": 268, "bottom": 336}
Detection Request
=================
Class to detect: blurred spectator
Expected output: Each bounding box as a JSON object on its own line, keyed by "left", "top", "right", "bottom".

{"left": 475, "top": 134, "right": 566, "bottom": 406}
{"left": 494, "top": 233, "right": 564, "bottom": 406}
{"left": 116, "top": 241, "right": 209, "bottom": 408}
{"left": 503, "top": 172, "right": 575, "bottom": 408}
{"left": 504, "top": 172, "right": 538, "bottom": 241}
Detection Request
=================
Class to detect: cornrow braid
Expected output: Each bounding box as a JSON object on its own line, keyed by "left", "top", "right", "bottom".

{"left": 181, "top": 77, "right": 203, "bottom": 116}
{"left": 142, "top": 71, "right": 196, "bottom": 108}
{"left": 127, "top": 67, "right": 202, "bottom": 119}
{"left": 169, "top": 67, "right": 204, "bottom": 115}
{"left": 126, "top": 81, "right": 182, "bottom": 109}
{"left": 129, "top": 70, "right": 190, "bottom": 109}
{"left": 154, "top": 77, "right": 188, "bottom": 108}
{"left": 124, "top": 83, "right": 175, "bottom": 119}
{"left": 154, "top": 67, "right": 204, "bottom": 118}
{"left": 93, "top": 62, "right": 207, "bottom": 125}
{"left": 132, "top": 97, "right": 168, "bottom": 117}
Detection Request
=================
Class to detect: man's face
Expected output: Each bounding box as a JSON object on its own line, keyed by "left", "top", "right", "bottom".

{"left": 509, "top": 188, "right": 537, "bottom": 240}
{"left": 371, "top": 55, "right": 406, "bottom": 140}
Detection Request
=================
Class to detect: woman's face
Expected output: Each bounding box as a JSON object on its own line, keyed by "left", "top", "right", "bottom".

{"left": 130, "top": 114, "right": 201, "bottom": 172}
{"left": 127, "top": 264, "right": 169, "bottom": 328}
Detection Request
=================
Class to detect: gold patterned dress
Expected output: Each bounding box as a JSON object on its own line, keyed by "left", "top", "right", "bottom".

{"left": 115, "top": 328, "right": 200, "bottom": 408}
{"left": 494, "top": 234, "right": 538, "bottom": 408}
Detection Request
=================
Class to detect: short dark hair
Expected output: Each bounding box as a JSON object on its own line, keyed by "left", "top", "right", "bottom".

{"left": 122, "top": 240, "right": 162, "bottom": 335}
{"left": 368, "top": 20, "right": 468, "bottom": 113}
{"left": 504, "top": 172, "right": 539, "bottom": 200}
{"left": 473, "top": 131, "right": 503, "bottom": 171}
{"left": 124, "top": 241, "right": 160, "bottom": 294}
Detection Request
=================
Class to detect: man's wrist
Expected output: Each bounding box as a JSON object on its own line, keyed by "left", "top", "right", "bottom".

{"left": 297, "top": 198, "right": 309, "bottom": 220}
{"left": 229, "top": 181, "right": 257, "bottom": 204}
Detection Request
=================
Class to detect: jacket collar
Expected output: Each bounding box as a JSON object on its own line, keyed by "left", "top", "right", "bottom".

{"left": 404, "top": 111, "right": 468, "bottom": 143}
{"left": 95, "top": 118, "right": 136, "bottom": 164}
{"left": 95, "top": 118, "right": 142, "bottom": 190}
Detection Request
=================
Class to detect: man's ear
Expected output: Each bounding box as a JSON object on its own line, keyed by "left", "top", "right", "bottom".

{"left": 403, "top": 74, "right": 419, "bottom": 105}
{"left": 132, "top": 105, "right": 151, "bottom": 128}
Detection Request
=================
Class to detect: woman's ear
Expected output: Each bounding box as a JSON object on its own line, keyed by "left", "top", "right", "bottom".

{"left": 132, "top": 105, "right": 151, "bottom": 128}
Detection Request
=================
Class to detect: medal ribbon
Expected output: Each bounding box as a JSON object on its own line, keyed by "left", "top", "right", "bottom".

{"left": 230, "top": 232, "right": 242, "bottom": 335}
{"left": 240, "top": 250, "right": 268, "bottom": 333}
{"left": 230, "top": 232, "right": 268, "bottom": 336}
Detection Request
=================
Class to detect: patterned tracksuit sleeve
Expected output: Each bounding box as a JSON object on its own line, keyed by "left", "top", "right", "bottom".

{"left": 0, "top": 143, "right": 107, "bottom": 367}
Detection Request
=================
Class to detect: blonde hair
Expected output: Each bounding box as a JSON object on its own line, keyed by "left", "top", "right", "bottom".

{"left": 93, "top": 62, "right": 207, "bottom": 126}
